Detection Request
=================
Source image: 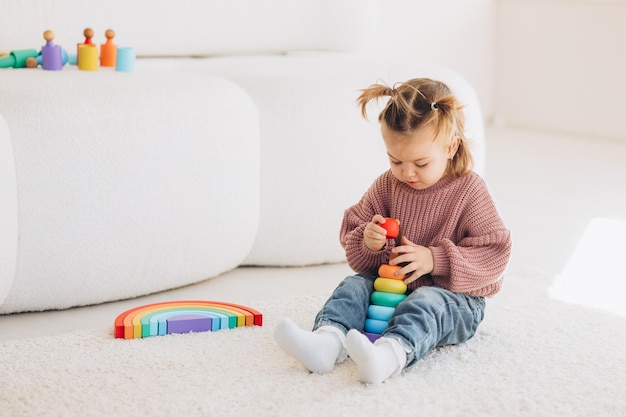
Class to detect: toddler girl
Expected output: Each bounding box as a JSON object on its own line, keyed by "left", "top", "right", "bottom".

{"left": 274, "top": 78, "right": 512, "bottom": 384}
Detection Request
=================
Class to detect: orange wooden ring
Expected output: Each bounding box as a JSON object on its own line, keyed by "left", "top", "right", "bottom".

{"left": 378, "top": 264, "right": 406, "bottom": 280}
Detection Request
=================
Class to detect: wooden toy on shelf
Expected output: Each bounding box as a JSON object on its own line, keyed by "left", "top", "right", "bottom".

{"left": 0, "top": 49, "right": 38, "bottom": 68}
{"left": 100, "top": 29, "right": 117, "bottom": 67}
{"left": 40, "top": 30, "right": 63, "bottom": 70}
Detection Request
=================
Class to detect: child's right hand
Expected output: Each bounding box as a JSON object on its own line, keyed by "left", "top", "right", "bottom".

{"left": 363, "top": 215, "right": 391, "bottom": 251}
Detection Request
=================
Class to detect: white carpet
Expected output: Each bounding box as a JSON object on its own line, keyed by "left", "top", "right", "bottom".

{"left": 1, "top": 267, "right": 625, "bottom": 417}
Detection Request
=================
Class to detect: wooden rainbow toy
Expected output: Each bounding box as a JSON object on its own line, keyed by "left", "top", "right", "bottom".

{"left": 114, "top": 300, "right": 263, "bottom": 339}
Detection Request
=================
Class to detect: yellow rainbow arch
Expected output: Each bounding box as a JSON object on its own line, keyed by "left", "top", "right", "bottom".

{"left": 114, "top": 300, "right": 263, "bottom": 339}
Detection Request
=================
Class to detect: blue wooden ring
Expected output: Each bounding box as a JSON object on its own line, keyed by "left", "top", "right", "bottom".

{"left": 365, "top": 318, "right": 388, "bottom": 334}
{"left": 367, "top": 304, "right": 396, "bottom": 321}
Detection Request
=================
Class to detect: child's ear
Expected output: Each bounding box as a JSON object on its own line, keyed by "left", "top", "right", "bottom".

{"left": 447, "top": 136, "right": 460, "bottom": 159}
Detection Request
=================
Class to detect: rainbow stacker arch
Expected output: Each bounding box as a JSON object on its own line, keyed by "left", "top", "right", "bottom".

{"left": 363, "top": 264, "right": 407, "bottom": 342}
{"left": 114, "top": 300, "right": 263, "bottom": 339}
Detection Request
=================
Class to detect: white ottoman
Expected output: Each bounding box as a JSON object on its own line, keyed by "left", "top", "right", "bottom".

{"left": 183, "top": 55, "right": 486, "bottom": 266}
{"left": 0, "top": 114, "right": 18, "bottom": 307}
{"left": 0, "top": 68, "right": 260, "bottom": 313}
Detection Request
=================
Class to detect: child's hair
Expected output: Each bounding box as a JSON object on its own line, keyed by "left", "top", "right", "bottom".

{"left": 357, "top": 78, "right": 473, "bottom": 178}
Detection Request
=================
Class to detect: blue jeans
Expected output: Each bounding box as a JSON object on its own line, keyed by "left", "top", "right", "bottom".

{"left": 313, "top": 274, "right": 485, "bottom": 368}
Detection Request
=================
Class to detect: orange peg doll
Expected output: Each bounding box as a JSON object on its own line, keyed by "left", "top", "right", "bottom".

{"left": 100, "top": 29, "right": 117, "bottom": 67}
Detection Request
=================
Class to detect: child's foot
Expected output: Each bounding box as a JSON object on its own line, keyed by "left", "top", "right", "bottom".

{"left": 346, "top": 329, "right": 406, "bottom": 384}
{"left": 274, "top": 318, "right": 345, "bottom": 374}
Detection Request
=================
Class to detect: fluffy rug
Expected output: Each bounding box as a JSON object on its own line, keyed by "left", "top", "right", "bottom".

{"left": 1, "top": 266, "right": 625, "bottom": 417}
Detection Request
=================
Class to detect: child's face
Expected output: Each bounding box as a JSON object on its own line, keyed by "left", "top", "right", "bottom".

{"left": 382, "top": 123, "right": 458, "bottom": 190}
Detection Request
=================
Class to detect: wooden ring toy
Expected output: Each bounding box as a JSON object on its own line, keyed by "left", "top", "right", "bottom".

{"left": 365, "top": 318, "right": 388, "bottom": 334}
{"left": 374, "top": 277, "right": 407, "bottom": 294}
{"left": 378, "top": 264, "right": 406, "bottom": 280}
{"left": 367, "top": 304, "right": 396, "bottom": 321}
{"left": 370, "top": 291, "right": 406, "bottom": 307}
{"left": 363, "top": 331, "right": 381, "bottom": 343}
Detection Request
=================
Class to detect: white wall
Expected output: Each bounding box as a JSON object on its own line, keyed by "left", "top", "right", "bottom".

{"left": 366, "top": 0, "right": 496, "bottom": 120}
{"left": 495, "top": 0, "right": 626, "bottom": 140}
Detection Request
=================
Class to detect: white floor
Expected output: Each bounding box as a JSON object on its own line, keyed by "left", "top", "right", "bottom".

{"left": 1, "top": 125, "right": 625, "bottom": 341}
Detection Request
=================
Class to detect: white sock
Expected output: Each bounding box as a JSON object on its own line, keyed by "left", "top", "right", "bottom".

{"left": 346, "top": 329, "right": 406, "bottom": 384}
{"left": 274, "top": 318, "right": 346, "bottom": 374}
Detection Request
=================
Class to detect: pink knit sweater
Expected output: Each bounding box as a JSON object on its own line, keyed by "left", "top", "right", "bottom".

{"left": 340, "top": 171, "right": 512, "bottom": 297}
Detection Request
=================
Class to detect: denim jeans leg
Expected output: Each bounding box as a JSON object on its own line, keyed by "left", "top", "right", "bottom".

{"left": 313, "top": 274, "right": 376, "bottom": 334}
{"left": 383, "top": 286, "right": 486, "bottom": 368}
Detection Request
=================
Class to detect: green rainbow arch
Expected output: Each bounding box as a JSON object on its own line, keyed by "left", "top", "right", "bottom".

{"left": 114, "top": 300, "right": 263, "bottom": 339}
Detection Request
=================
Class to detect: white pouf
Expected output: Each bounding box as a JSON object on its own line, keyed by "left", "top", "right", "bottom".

{"left": 0, "top": 114, "right": 18, "bottom": 307}
{"left": 0, "top": 68, "right": 260, "bottom": 313}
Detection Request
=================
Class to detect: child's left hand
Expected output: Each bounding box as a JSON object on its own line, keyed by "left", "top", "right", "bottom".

{"left": 389, "top": 236, "right": 434, "bottom": 285}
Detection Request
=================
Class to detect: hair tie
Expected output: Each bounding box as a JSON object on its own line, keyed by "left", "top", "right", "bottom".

{"left": 431, "top": 102, "right": 438, "bottom": 111}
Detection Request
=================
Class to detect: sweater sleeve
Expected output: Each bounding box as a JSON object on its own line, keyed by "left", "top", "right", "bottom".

{"left": 340, "top": 173, "right": 395, "bottom": 274}
{"left": 429, "top": 178, "right": 512, "bottom": 297}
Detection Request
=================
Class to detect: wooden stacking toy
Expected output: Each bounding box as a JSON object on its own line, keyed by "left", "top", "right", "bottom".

{"left": 363, "top": 263, "right": 407, "bottom": 342}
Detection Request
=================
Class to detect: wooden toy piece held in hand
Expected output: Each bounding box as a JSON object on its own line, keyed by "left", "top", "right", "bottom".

{"left": 380, "top": 217, "right": 399, "bottom": 239}
{"left": 378, "top": 264, "right": 406, "bottom": 280}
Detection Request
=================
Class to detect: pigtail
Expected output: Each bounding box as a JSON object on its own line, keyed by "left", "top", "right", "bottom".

{"left": 434, "top": 95, "right": 474, "bottom": 177}
{"left": 430, "top": 95, "right": 457, "bottom": 116}
{"left": 357, "top": 83, "right": 395, "bottom": 119}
